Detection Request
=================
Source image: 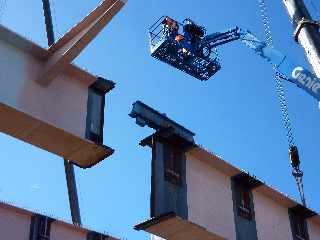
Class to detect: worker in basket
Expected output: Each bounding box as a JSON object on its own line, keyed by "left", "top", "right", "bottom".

{"left": 183, "top": 19, "right": 206, "bottom": 40}
{"left": 174, "top": 19, "right": 205, "bottom": 61}
{"left": 162, "top": 17, "right": 179, "bottom": 39}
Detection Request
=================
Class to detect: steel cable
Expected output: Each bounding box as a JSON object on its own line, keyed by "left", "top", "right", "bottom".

{"left": 259, "top": 0, "right": 306, "bottom": 206}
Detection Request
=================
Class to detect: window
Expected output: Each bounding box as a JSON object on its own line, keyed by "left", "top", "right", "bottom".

{"left": 86, "top": 87, "right": 105, "bottom": 144}
{"left": 163, "top": 143, "right": 182, "bottom": 185}
{"left": 290, "top": 210, "right": 309, "bottom": 240}
{"left": 87, "top": 232, "right": 110, "bottom": 240}
{"left": 38, "top": 217, "right": 50, "bottom": 239}
{"left": 237, "top": 186, "right": 252, "bottom": 220}
{"left": 231, "top": 174, "right": 261, "bottom": 239}
{"left": 29, "top": 215, "right": 53, "bottom": 240}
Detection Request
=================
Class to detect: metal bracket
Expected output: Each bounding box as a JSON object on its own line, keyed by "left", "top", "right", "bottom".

{"left": 294, "top": 18, "right": 320, "bottom": 42}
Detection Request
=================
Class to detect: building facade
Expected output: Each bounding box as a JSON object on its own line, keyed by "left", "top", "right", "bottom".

{"left": 0, "top": 201, "right": 117, "bottom": 240}
{"left": 131, "top": 101, "right": 320, "bottom": 240}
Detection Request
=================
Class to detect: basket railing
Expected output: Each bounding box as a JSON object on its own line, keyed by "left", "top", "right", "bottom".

{"left": 148, "top": 16, "right": 183, "bottom": 49}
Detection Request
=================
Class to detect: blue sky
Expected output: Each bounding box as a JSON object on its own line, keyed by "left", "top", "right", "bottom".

{"left": 0, "top": 0, "right": 320, "bottom": 239}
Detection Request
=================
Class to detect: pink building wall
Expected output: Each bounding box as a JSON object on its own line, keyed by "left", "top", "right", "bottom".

{"left": 0, "top": 36, "right": 92, "bottom": 139}
{"left": 0, "top": 205, "right": 31, "bottom": 240}
{"left": 51, "top": 221, "right": 87, "bottom": 240}
{"left": 308, "top": 218, "right": 320, "bottom": 240}
{"left": 253, "top": 189, "right": 292, "bottom": 240}
{"left": 183, "top": 148, "right": 320, "bottom": 240}
{"left": 186, "top": 154, "right": 237, "bottom": 240}
{"left": 0, "top": 202, "right": 117, "bottom": 240}
{"left": 0, "top": 25, "right": 116, "bottom": 168}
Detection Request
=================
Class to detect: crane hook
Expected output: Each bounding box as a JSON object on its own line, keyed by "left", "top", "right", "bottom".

{"left": 289, "top": 145, "right": 306, "bottom": 206}
{"left": 289, "top": 145, "right": 300, "bottom": 169}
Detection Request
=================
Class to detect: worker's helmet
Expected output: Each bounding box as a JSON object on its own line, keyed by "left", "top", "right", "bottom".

{"left": 162, "top": 16, "right": 175, "bottom": 25}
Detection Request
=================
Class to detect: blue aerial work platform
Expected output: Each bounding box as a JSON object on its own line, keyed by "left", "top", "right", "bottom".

{"left": 149, "top": 16, "right": 320, "bottom": 102}
{"left": 148, "top": 16, "right": 221, "bottom": 81}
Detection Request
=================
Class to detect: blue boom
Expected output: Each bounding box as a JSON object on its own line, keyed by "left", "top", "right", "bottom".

{"left": 149, "top": 16, "right": 320, "bottom": 101}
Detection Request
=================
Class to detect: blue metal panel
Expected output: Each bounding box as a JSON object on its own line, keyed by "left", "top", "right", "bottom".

{"left": 151, "top": 140, "right": 188, "bottom": 219}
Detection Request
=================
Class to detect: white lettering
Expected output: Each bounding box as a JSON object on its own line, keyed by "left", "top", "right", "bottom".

{"left": 305, "top": 78, "right": 315, "bottom": 89}
{"left": 291, "top": 67, "right": 320, "bottom": 94}
{"left": 292, "top": 67, "right": 304, "bottom": 79}
{"left": 298, "top": 74, "right": 307, "bottom": 85}
{"left": 312, "top": 83, "right": 320, "bottom": 94}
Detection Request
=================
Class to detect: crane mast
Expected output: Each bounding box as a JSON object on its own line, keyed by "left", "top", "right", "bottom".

{"left": 282, "top": 0, "right": 320, "bottom": 77}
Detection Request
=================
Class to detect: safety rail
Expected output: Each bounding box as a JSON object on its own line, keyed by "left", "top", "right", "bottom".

{"left": 148, "top": 16, "right": 184, "bottom": 50}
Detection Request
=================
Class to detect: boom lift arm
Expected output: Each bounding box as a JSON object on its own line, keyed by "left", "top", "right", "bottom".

{"left": 203, "top": 27, "right": 320, "bottom": 101}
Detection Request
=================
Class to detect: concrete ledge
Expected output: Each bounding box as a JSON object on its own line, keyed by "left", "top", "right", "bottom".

{"left": 134, "top": 212, "right": 224, "bottom": 240}
{"left": 0, "top": 103, "right": 114, "bottom": 168}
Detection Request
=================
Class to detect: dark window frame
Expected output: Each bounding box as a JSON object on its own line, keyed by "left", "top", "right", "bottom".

{"left": 289, "top": 209, "right": 310, "bottom": 240}
{"left": 86, "top": 82, "right": 106, "bottom": 145}
{"left": 29, "top": 214, "right": 54, "bottom": 240}
{"left": 87, "top": 232, "right": 110, "bottom": 240}
{"left": 237, "top": 185, "right": 253, "bottom": 220}
{"left": 232, "top": 173, "right": 262, "bottom": 222}
{"left": 163, "top": 143, "right": 183, "bottom": 186}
